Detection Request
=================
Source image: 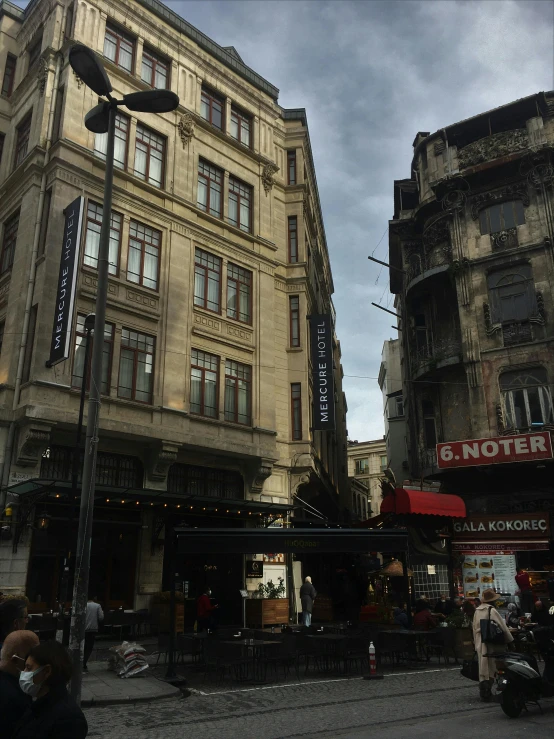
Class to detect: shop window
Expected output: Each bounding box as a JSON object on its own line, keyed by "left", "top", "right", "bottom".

{"left": 168, "top": 463, "right": 243, "bottom": 499}
{"left": 422, "top": 399, "right": 437, "bottom": 449}
{"left": 355, "top": 458, "right": 368, "bottom": 475}
{"left": 500, "top": 368, "right": 554, "bottom": 432}
{"left": 41, "top": 445, "right": 143, "bottom": 487}
{"left": 72, "top": 314, "right": 114, "bottom": 394}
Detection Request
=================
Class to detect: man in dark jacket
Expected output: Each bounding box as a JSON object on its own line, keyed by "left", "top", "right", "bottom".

{"left": 0, "top": 630, "right": 39, "bottom": 737}
{"left": 300, "top": 576, "right": 317, "bottom": 627}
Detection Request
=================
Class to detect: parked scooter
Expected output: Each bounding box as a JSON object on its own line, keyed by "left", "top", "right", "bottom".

{"left": 495, "top": 626, "right": 554, "bottom": 718}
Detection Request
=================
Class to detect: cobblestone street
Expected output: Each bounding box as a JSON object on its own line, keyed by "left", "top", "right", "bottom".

{"left": 84, "top": 667, "right": 554, "bottom": 738}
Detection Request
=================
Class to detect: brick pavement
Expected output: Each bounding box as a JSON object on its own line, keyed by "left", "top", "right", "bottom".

{"left": 85, "top": 667, "right": 508, "bottom": 738}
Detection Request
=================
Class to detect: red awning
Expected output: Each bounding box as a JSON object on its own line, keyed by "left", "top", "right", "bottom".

{"left": 380, "top": 488, "right": 466, "bottom": 518}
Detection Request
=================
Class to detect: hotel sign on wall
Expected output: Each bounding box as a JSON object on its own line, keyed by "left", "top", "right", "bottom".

{"left": 436, "top": 432, "right": 553, "bottom": 469}
{"left": 309, "top": 314, "right": 335, "bottom": 431}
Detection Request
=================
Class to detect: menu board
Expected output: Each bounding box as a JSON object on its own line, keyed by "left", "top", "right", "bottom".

{"left": 461, "top": 554, "right": 517, "bottom": 598}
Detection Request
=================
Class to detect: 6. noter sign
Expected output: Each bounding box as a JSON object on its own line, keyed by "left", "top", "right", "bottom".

{"left": 437, "top": 432, "right": 552, "bottom": 469}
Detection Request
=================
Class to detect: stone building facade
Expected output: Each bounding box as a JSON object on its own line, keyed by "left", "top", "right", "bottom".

{"left": 388, "top": 92, "right": 554, "bottom": 521}
{"left": 0, "top": 0, "right": 348, "bottom": 611}
{"left": 347, "top": 438, "right": 387, "bottom": 518}
{"left": 378, "top": 338, "right": 408, "bottom": 485}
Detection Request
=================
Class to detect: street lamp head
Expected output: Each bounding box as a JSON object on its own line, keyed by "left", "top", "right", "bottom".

{"left": 69, "top": 44, "right": 112, "bottom": 97}
{"left": 84, "top": 102, "right": 110, "bottom": 133}
{"left": 122, "top": 89, "right": 180, "bottom": 113}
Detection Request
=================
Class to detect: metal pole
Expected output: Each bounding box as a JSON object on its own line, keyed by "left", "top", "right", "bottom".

{"left": 69, "top": 103, "right": 116, "bottom": 704}
{"left": 165, "top": 519, "right": 177, "bottom": 680}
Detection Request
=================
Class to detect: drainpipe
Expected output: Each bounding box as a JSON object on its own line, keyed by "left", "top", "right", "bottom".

{"left": 0, "top": 9, "right": 66, "bottom": 510}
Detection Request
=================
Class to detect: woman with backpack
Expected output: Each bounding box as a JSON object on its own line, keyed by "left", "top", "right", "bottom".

{"left": 473, "top": 589, "right": 514, "bottom": 701}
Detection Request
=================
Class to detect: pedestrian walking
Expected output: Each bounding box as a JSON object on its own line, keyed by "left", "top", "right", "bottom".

{"left": 0, "top": 630, "right": 39, "bottom": 737}
{"left": 473, "top": 589, "right": 513, "bottom": 702}
{"left": 0, "top": 598, "right": 29, "bottom": 650}
{"left": 515, "top": 568, "right": 534, "bottom": 614}
{"left": 83, "top": 595, "right": 104, "bottom": 673}
{"left": 300, "top": 576, "right": 317, "bottom": 627}
{"left": 11, "top": 640, "right": 88, "bottom": 738}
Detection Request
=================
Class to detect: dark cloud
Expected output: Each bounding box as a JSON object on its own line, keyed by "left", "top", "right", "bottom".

{"left": 15, "top": 0, "right": 553, "bottom": 439}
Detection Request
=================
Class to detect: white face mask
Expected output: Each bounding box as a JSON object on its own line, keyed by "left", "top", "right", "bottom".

{"left": 19, "top": 666, "right": 45, "bottom": 697}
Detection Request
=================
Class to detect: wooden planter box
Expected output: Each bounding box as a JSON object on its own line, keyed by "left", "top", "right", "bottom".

{"left": 455, "top": 626, "right": 474, "bottom": 659}
{"left": 150, "top": 603, "right": 184, "bottom": 634}
{"left": 245, "top": 598, "right": 289, "bottom": 628}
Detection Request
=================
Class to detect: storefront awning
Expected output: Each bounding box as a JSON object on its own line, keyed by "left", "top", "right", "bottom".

{"left": 380, "top": 488, "right": 466, "bottom": 518}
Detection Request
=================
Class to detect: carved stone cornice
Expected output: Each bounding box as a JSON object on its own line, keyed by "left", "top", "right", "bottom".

{"left": 177, "top": 113, "right": 194, "bottom": 148}
{"left": 459, "top": 128, "right": 529, "bottom": 169}
{"left": 469, "top": 181, "right": 530, "bottom": 220}
{"left": 250, "top": 459, "right": 274, "bottom": 494}
{"left": 15, "top": 423, "right": 52, "bottom": 468}
{"left": 147, "top": 442, "right": 179, "bottom": 483}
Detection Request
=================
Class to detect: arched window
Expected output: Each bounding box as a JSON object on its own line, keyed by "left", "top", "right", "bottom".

{"left": 500, "top": 368, "right": 553, "bottom": 431}
{"left": 479, "top": 200, "right": 525, "bottom": 235}
{"left": 487, "top": 266, "right": 535, "bottom": 324}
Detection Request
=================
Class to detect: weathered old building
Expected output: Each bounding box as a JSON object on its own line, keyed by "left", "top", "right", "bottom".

{"left": 388, "top": 93, "right": 554, "bottom": 593}
{"left": 0, "top": 0, "right": 348, "bottom": 616}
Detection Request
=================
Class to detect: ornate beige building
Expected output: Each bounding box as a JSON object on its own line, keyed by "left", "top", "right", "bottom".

{"left": 0, "top": 0, "right": 348, "bottom": 617}
{"left": 347, "top": 438, "right": 387, "bottom": 518}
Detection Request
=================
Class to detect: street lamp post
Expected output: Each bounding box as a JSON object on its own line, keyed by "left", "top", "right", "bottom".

{"left": 67, "top": 43, "right": 178, "bottom": 704}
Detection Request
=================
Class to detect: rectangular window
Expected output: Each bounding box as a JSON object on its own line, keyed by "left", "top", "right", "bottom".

{"left": 127, "top": 219, "right": 161, "bottom": 290}
{"left": 141, "top": 47, "right": 169, "bottom": 88}
{"left": 118, "top": 328, "right": 155, "bottom": 403}
{"left": 395, "top": 396, "right": 404, "bottom": 417}
{"left": 190, "top": 349, "right": 219, "bottom": 418}
{"left": 37, "top": 189, "right": 51, "bottom": 257}
{"left": 289, "top": 295, "right": 300, "bottom": 347}
{"left": 1, "top": 211, "right": 19, "bottom": 275}
{"left": 194, "top": 248, "right": 221, "bottom": 313}
{"left": 228, "top": 176, "right": 252, "bottom": 233}
{"left": 291, "top": 383, "right": 302, "bottom": 440}
{"left": 230, "top": 106, "right": 251, "bottom": 147}
{"left": 197, "top": 160, "right": 223, "bottom": 218}
{"left": 28, "top": 37, "right": 42, "bottom": 69}
{"left": 134, "top": 124, "right": 165, "bottom": 187}
{"left": 83, "top": 201, "right": 122, "bottom": 275}
{"left": 94, "top": 112, "right": 128, "bottom": 169}
{"left": 72, "top": 314, "right": 114, "bottom": 394}
{"left": 103, "top": 23, "right": 134, "bottom": 73}
{"left": 15, "top": 115, "right": 32, "bottom": 168}
{"left": 479, "top": 200, "right": 525, "bottom": 234}
{"left": 287, "top": 150, "right": 296, "bottom": 185}
{"left": 288, "top": 216, "right": 298, "bottom": 263}
{"left": 52, "top": 86, "right": 64, "bottom": 143}
{"left": 1, "top": 53, "right": 17, "bottom": 97}
{"left": 200, "top": 86, "right": 224, "bottom": 130}
{"left": 22, "top": 305, "right": 37, "bottom": 384}
{"left": 380, "top": 455, "right": 387, "bottom": 470}
{"left": 355, "top": 458, "right": 369, "bottom": 475}
{"left": 227, "top": 263, "right": 252, "bottom": 324}
{"left": 224, "top": 360, "right": 251, "bottom": 425}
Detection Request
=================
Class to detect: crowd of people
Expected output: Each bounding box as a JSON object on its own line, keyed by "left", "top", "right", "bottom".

{"left": 0, "top": 594, "right": 88, "bottom": 738}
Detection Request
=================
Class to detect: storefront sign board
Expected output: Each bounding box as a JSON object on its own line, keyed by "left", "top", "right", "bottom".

{"left": 437, "top": 432, "right": 553, "bottom": 469}
{"left": 460, "top": 553, "right": 517, "bottom": 598}
{"left": 246, "top": 560, "right": 264, "bottom": 578}
{"left": 453, "top": 513, "right": 550, "bottom": 539}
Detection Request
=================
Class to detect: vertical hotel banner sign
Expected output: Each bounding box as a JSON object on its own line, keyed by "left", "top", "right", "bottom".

{"left": 46, "top": 196, "right": 84, "bottom": 367}
{"left": 310, "top": 314, "right": 335, "bottom": 430}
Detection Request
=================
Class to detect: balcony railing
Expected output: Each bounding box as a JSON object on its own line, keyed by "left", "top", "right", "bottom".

{"left": 411, "top": 338, "right": 462, "bottom": 374}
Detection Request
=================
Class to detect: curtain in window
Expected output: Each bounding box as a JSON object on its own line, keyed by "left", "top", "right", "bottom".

{"left": 143, "top": 242, "right": 158, "bottom": 289}
{"left": 135, "top": 350, "right": 153, "bottom": 402}
{"left": 207, "top": 272, "right": 219, "bottom": 312}
{"left": 194, "top": 267, "right": 205, "bottom": 306}
{"left": 204, "top": 370, "right": 217, "bottom": 417}
{"left": 127, "top": 238, "right": 141, "bottom": 284}
{"left": 134, "top": 142, "right": 147, "bottom": 179}
{"left": 118, "top": 349, "right": 134, "bottom": 398}
{"left": 197, "top": 178, "right": 208, "bottom": 210}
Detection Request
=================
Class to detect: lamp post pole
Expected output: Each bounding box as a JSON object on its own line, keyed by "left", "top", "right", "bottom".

{"left": 68, "top": 103, "right": 116, "bottom": 704}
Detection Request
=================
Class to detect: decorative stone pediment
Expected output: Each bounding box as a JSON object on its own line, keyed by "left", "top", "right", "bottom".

{"left": 459, "top": 129, "right": 529, "bottom": 169}
{"left": 15, "top": 423, "right": 52, "bottom": 468}
{"left": 469, "top": 181, "right": 530, "bottom": 221}
{"left": 177, "top": 113, "right": 194, "bottom": 148}
{"left": 147, "top": 442, "right": 179, "bottom": 485}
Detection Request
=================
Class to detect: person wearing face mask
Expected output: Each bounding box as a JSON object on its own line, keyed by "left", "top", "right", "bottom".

{"left": 11, "top": 640, "right": 88, "bottom": 739}
{"left": 0, "top": 630, "right": 39, "bottom": 737}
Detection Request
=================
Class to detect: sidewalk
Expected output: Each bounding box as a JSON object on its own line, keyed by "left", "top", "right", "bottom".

{"left": 81, "top": 661, "right": 181, "bottom": 706}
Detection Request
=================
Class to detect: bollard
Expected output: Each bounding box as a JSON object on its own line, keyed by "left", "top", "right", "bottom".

{"left": 363, "top": 640, "right": 384, "bottom": 680}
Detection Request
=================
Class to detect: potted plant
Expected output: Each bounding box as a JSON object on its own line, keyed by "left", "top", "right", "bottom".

{"left": 246, "top": 578, "right": 289, "bottom": 627}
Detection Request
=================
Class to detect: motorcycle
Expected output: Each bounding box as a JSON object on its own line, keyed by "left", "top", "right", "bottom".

{"left": 494, "top": 626, "right": 554, "bottom": 718}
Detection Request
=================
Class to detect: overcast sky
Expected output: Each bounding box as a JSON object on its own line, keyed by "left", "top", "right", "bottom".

{"left": 15, "top": 0, "right": 554, "bottom": 441}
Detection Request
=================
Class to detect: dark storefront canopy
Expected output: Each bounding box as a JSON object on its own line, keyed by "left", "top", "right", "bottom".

{"left": 380, "top": 487, "right": 466, "bottom": 518}
{"left": 175, "top": 527, "right": 409, "bottom": 554}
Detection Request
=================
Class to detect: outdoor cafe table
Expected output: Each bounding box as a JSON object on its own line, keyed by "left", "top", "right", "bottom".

{"left": 378, "top": 629, "right": 437, "bottom": 667}
{"left": 305, "top": 633, "right": 349, "bottom": 672}
{"left": 219, "top": 639, "right": 281, "bottom": 683}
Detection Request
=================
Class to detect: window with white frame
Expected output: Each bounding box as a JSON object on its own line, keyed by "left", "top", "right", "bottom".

{"left": 500, "top": 368, "right": 554, "bottom": 432}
